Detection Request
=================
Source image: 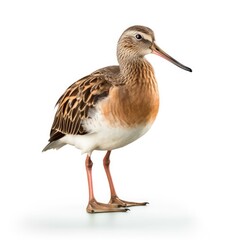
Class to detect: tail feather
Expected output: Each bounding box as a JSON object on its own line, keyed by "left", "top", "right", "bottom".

{"left": 42, "top": 141, "right": 66, "bottom": 152}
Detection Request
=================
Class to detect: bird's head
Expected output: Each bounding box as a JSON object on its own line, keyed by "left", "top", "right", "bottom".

{"left": 117, "top": 25, "right": 192, "bottom": 72}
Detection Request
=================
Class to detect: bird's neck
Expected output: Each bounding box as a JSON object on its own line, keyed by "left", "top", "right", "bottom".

{"left": 119, "top": 57, "right": 157, "bottom": 88}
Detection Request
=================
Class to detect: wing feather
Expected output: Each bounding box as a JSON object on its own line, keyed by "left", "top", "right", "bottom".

{"left": 48, "top": 67, "right": 119, "bottom": 142}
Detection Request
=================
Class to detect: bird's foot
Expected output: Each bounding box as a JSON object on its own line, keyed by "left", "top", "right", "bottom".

{"left": 109, "top": 195, "right": 149, "bottom": 207}
{"left": 86, "top": 199, "right": 129, "bottom": 213}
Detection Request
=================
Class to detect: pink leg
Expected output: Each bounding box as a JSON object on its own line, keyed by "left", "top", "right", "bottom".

{"left": 85, "top": 154, "right": 128, "bottom": 213}
{"left": 103, "top": 151, "right": 117, "bottom": 197}
{"left": 103, "top": 151, "right": 149, "bottom": 207}
{"left": 85, "top": 155, "right": 95, "bottom": 201}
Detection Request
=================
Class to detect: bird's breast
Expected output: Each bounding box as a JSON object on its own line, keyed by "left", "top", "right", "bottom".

{"left": 101, "top": 80, "right": 159, "bottom": 128}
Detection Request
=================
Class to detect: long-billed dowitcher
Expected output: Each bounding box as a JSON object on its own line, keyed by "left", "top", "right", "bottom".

{"left": 43, "top": 25, "right": 192, "bottom": 213}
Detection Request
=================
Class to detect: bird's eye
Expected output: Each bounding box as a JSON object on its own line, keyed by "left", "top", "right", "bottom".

{"left": 135, "top": 34, "right": 142, "bottom": 40}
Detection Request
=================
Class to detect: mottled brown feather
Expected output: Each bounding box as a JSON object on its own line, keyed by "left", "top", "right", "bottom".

{"left": 48, "top": 66, "right": 120, "bottom": 142}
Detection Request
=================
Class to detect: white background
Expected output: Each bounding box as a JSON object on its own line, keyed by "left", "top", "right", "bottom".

{"left": 0, "top": 0, "right": 239, "bottom": 239}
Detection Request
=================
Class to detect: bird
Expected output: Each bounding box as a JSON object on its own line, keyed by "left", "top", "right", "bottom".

{"left": 42, "top": 25, "right": 192, "bottom": 213}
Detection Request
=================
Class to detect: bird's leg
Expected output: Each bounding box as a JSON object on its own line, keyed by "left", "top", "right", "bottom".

{"left": 85, "top": 155, "right": 95, "bottom": 202}
{"left": 85, "top": 154, "right": 128, "bottom": 213}
{"left": 103, "top": 151, "right": 149, "bottom": 207}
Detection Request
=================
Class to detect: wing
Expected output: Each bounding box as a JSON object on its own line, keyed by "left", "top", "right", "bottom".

{"left": 48, "top": 66, "right": 120, "bottom": 142}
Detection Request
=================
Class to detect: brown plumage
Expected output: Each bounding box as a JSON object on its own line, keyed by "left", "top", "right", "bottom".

{"left": 101, "top": 61, "right": 159, "bottom": 127}
{"left": 43, "top": 25, "right": 192, "bottom": 213}
{"left": 50, "top": 68, "right": 114, "bottom": 140}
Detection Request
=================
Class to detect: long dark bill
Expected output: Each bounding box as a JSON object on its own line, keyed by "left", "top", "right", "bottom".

{"left": 151, "top": 42, "right": 192, "bottom": 72}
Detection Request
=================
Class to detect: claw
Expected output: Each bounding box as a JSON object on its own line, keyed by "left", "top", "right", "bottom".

{"left": 109, "top": 196, "right": 149, "bottom": 207}
{"left": 86, "top": 199, "right": 129, "bottom": 213}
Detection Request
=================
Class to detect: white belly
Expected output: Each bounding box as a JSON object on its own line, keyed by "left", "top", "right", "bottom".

{"left": 61, "top": 123, "right": 152, "bottom": 154}
{"left": 59, "top": 107, "right": 152, "bottom": 154}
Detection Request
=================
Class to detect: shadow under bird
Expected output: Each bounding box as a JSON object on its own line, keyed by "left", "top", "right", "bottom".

{"left": 43, "top": 25, "right": 192, "bottom": 213}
